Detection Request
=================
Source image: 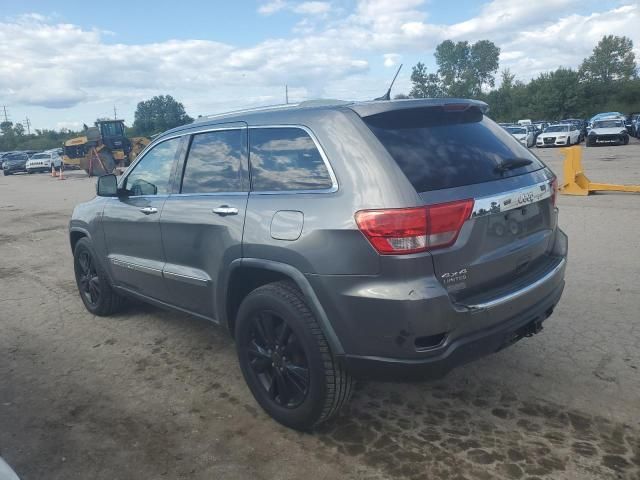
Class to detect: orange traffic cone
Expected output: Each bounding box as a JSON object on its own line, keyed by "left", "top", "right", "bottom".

{"left": 51, "top": 164, "right": 56, "bottom": 177}
{"left": 58, "top": 164, "right": 65, "bottom": 180}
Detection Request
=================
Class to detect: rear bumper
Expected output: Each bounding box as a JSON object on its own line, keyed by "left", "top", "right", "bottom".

{"left": 308, "top": 227, "right": 568, "bottom": 380}
{"left": 340, "top": 279, "right": 564, "bottom": 380}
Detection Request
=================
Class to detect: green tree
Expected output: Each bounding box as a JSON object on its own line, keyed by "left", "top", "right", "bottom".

{"left": 409, "top": 62, "right": 443, "bottom": 98}
{"left": 579, "top": 35, "right": 637, "bottom": 83}
{"left": 434, "top": 39, "right": 500, "bottom": 96}
{"left": 0, "top": 121, "right": 16, "bottom": 150}
{"left": 133, "top": 95, "right": 193, "bottom": 137}
{"left": 410, "top": 40, "right": 500, "bottom": 98}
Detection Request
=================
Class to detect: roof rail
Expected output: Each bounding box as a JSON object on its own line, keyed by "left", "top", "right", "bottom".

{"left": 195, "top": 103, "right": 300, "bottom": 123}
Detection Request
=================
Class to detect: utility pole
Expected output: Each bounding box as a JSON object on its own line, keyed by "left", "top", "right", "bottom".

{"left": 23, "top": 117, "right": 31, "bottom": 135}
{"left": 285, "top": 85, "right": 289, "bottom": 104}
{"left": 113, "top": 105, "right": 118, "bottom": 120}
{"left": 2, "top": 105, "right": 9, "bottom": 123}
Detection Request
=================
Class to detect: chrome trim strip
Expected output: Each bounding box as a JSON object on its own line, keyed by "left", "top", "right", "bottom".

{"left": 110, "top": 257, "right": 163, "bottom": 277}
{"left": 472, "top": 179, "right": 552, "bottom": 218}
{"left": 162, "top": 270, "right": 210, "bottom": 287}
{"left": 462, "top": 258, "right": 566, "bottom": 310}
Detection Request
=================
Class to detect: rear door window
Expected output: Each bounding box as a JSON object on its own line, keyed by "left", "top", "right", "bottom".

{"left": 249, "top": 127, "right": 333, "bottom": 192}
{"left": 181, "top": 129, "right": 245, "bottom": 193}
{"left": 363, "top": 107, "right": 544, "bottom": 192}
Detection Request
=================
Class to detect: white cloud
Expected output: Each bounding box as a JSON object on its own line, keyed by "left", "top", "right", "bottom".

{"left": 259, "top": 1, "right": 331, "bottom": 16}
{"left": 1, "top": 2, "right": 639, "bottom": 128}
{"left": 258, "top": 0, "right": 287, "bottom": 15}
{"left": 293, "top": 2, "right": 331, "bottom": 15}
{"left": 383, "top": 53, "right": 401, "bottom": 67}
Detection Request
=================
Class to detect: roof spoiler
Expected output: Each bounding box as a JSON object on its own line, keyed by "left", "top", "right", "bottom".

{"left": 349, "top": 98, "right": 489, "bottom": 118}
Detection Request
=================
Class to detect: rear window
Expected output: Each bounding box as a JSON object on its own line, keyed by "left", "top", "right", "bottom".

{"left": 363, "top": 107, "right": 544, "bottom": 192}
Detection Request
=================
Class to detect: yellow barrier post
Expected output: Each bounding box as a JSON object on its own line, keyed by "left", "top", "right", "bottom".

{"left": 559, "top": 146, "right": 640, "bottom": 195}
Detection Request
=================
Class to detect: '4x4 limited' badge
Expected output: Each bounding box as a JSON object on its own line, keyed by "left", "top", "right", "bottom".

{"left": 441, "top": 268, "right": 468, "bottom": 285}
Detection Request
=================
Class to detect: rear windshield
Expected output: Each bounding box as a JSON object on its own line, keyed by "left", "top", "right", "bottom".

{"left": 507, "top": 127, "right": 526, "bottom": 134}
{"left": 363, "top": 107, "right": 544, "bottom": 192}
{"left": 594, "top": 120, "right": 623, "bottom": 128}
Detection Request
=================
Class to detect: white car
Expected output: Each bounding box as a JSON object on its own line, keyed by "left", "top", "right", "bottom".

{"left": 536, "top": 124, "right": 580, "bottom": 147}
{"left": 0, "top": 457, "right": 19, "bottom": 480}
{"left": 586, "top": 118, "right": 629, "bottom": 146}
{"left": 506, "top": 125, "right": 535, "bottom": 147}
{"left": 26, "top": 151, "right": 60, "bottom": 174}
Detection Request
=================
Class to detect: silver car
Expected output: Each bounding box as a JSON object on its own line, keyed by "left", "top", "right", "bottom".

{"left": 70, "top": 99, "right": 568, "bottom": 430}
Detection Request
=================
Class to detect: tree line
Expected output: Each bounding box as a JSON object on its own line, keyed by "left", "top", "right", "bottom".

{"left": 404, "top": 35, "right": 639, "bottom": 122}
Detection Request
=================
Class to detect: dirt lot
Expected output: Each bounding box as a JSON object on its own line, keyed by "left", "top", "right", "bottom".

{"left": 1, "top": 140, "right": 639, "bottom": 480}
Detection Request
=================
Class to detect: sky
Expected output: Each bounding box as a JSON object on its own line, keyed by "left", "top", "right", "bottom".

{"left": 0, "top": 0, "right": 639, "bottom": 131}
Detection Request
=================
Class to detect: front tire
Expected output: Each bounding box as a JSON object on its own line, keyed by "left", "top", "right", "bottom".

{"left": 235, "top": 281, "right": 353, "bottom": 431}
{"left": 73, "top": 237, "right": 124, "bottom": 316}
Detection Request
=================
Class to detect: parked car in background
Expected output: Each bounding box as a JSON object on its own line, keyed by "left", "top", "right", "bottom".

{"left": 70, "top": 98, "right": 567, "bottom": 430}
{"left": 0, "top": 457, "right": 19, "bottom": 480}
{"left": 517, "top": 119, "right": 532, "bottom": 126}
{"left": 26, "top": 151, "right": 60, "bottom": 173}
{"left": 2, "top": 152, "right": 30, "bottom": 175}
{"left": 532, "top": 121, "right": 549, "bottom": 134}
{"left": 561, "top": 119, "right": 587, "bottom": 142}
{"left": 506, "top": 125, "right": 535, "bottom": 147}
{"left": 587, "top": 112, "right": 624, "bottom": 133}
{"left": 587, "top": 118, "right": 629, "bottom": 146}
{"left": 536, "top": 124, "right": 581, "bottom": 147}
{"left": 632, "top": 113, "right": 640, "bottom": 138}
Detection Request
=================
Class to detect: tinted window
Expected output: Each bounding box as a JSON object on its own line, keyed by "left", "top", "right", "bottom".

{"left": 125, "top": 138, "right": 180, "bottom": 196}
{"left": 250, "top": 128, "right": 333, "bottom": 191}
{"left": 364, "top": 107, "right": 544, "bottom": 192}
{"left": 32, "top": 153, "right": 50, "bottom": 159}
{"left": 181, "top": 129, "right": 244, "bottom": 193}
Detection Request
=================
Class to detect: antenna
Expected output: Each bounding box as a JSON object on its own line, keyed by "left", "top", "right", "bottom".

{"left": 2, "top": 105, "right": 9, "bottom": 123}
{"left": 374, "top": 64, "right": 403, "bottom": 101}
{"left": 113, "top": 105, "right": 118, "bottom": 120}
{"left": 23, "top": 117, "right": 31, "bottom": 135}
{"left": 285, "top": 85, "right": 289, "bottom": 104}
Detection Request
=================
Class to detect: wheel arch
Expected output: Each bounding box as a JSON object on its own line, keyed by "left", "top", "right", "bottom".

{"left": 222, "top": 258, "right": 344, "bottom": 355}
{"left": 69, "top": 226, "right": 91, "bottom": 253}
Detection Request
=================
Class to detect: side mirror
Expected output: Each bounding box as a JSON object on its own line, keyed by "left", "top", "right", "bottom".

{"left": 96, "top": 174, "right": 118, "bottom": 197}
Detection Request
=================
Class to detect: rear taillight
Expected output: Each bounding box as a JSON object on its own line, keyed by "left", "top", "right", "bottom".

{"left": 355, "top": 199, "right": 474, "bottom": 255}
{"left": 551, "top": 178, "right": 558, "bottom": 207}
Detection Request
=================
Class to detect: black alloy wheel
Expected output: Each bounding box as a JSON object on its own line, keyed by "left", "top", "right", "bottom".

{"left": 73, "top": 237, "right": 124, "bottom": 316}
{"left": 77, "top": 250, "right": 101, "bottom": 308}
{"left": 235, "top": 281, "right": 353, "bottom": 430}
{"left": 245, "top": 310, "right": 309, "bottom": 409}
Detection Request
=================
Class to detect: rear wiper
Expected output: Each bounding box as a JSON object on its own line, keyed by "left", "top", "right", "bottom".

{"left": 494, "top": 158, "right": 532, "bottom": 174}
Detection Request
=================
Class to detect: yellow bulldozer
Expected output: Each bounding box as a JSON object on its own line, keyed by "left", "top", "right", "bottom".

{"left": 63, "top": 120, "right": 150, "bottom": 176}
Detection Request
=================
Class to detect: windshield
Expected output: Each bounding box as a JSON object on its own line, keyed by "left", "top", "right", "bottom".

{"left": 363, "top": 107, "right": 544, "bottom": 192}
{"left": 594, "top": 120, "right": 623, "bottom": 128}
{"left": 507, "top": 127, "right": 526, "bottom": 134}
{"left": 544, "top": 125, "right": 568, "bottom": 133}
{"left": 100, "top": 122, "right": 124, "bottom": 137}
{"left": 32, "top": 153, "right": 50, "bottom": 159}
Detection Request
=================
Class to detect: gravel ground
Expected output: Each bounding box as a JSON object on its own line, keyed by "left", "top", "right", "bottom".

{"left": 1, "top": 139, "right": 639, "bottom": 480}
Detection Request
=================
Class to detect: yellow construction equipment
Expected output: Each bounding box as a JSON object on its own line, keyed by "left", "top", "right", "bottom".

{"left": 62, "top": 120, "right": 150, "bottom": 176}
{"left": 559, "top": 146, "right": 640, "bottom": 195}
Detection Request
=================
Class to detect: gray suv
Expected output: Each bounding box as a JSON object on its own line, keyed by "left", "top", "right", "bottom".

{"left": 70, "top": 99, "right": 567, "bottom": 430}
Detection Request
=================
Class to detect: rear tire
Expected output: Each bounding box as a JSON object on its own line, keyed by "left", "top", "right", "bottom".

{"left": 73, "top": 237, "right": 125, "bottom": 316}
{"left": 235, "top": 281, "right": 353, "bottom": 431}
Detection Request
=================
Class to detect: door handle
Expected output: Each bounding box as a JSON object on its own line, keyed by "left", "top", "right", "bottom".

{"left": 212, "top": 206, "right": 239, "bottom": 216}
{"left": 139, "top": 206, "right": 158, "bottom": 215}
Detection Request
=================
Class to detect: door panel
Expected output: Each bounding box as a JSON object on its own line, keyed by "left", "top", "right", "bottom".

{"left": 102, "top": 136, "right": 183, "bottom": 300}
{"left": 103, "top": 196, "right": 168, "bottom": 298}
{"left": 160, "top": 126, "right": 248, "bottom": 319}
{"left": 160, "top": 194, "right": 248, "bottom": 318}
